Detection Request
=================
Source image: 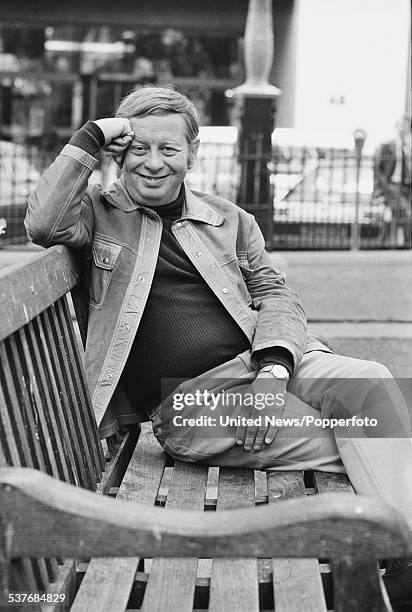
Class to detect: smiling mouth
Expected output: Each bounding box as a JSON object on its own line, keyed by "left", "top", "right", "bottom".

{"left": 139, "top": 174, "right": 169, "bottom": 181}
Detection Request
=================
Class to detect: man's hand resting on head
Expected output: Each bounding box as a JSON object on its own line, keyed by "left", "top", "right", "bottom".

{"left": 235, "top": 366, "right": 288, "bottom": 452}
{"left": 92, "top": 117, "right": 134, "bottom": 162}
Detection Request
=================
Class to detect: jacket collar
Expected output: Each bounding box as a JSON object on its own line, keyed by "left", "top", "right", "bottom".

{"left": 181, "top": 187, "right": 224, "bottom": 226}
{"left": 102, "top": 179, "right": 224, "bottom": 226}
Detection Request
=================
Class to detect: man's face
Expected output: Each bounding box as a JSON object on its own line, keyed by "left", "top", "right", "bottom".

{"left": 121, "top": 113, "right": 198, "bottom": 207}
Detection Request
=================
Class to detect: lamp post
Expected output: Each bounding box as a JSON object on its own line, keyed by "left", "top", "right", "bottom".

{"left": 227, "top": 0, "right": 280, "bottom": 248}
{"left": 351, "top": 128, "right": 366, "bottom": 250}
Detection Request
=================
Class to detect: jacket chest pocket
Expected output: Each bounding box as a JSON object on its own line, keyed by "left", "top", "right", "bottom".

{"left": 220, "top": 254, "right": 253, "bottom": 306}
{"left": 89, "top": 240, "right": 121, "bottom": 309}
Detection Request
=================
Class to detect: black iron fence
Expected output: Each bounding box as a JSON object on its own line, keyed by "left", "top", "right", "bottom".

{"left": 1, "top": 138, "right": 411, "bottom": 249}
{"left": 188, "top": 140, "right": 411, "bottom": 250}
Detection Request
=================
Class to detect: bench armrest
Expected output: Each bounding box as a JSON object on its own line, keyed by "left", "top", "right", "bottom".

{"left": 1, "top": 467, "right": 410, "bottom": 561}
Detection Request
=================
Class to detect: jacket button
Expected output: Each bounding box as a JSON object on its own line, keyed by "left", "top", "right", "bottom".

{"left": 102, "top": 257, "right": 109, "bottom": 263}
{"left": 107, "top": 373, "right": 113, "bottom": 379}
{"left": 196, "top": 251, "right": 202, "bottom": 257}
{"left": 123, "top": 324, "right": 129, "bottom": 331}
{"left": 147, "top": 237, "right": 153, "bottom": 243}
{"left": 222, "top": 287, "right": 229, "bottom": 294}
{"left": 138, "top": 275, "right": 145, "bottom": 283}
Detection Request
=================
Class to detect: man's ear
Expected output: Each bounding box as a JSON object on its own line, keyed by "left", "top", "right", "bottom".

{"left": 187, "top": 139, "right": 200, "bottom": 169}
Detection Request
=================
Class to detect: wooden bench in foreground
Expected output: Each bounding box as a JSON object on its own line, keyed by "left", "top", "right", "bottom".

{"left": 0, "top": 246, "right": 410, "bottom": 612}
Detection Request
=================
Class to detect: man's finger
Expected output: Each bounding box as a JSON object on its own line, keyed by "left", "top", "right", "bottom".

{"left": 106, "top": 142, "right": 129, "bottom": 154}
{"left": 253, "top": 425, "right": 269, "bottom": 451}
{"left": 112, "top": 133, "right": 133, "bottom": 144}
{"left": 235, "top": 423, "right": 246, "bottom": 446}
{"left": 243, "top": 426, "right": 257, "bottom": 451}
{"left": 264, "top": 423, "right": 278, "bottom": 445}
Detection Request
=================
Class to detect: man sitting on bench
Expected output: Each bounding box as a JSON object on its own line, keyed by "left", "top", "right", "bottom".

{"left": 25, "top": 86, "right": 412, "bottom": 606}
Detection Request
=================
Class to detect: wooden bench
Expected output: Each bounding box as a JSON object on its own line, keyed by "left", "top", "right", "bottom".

{"left": 0, "top": 245, "right": 410, "bottom": 612}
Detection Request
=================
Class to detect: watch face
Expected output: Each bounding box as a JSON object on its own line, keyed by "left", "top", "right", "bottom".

{"left": 271, "top": 365, "right": 289, "bottom": 379}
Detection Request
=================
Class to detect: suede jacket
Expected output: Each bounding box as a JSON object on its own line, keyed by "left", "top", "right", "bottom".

{"left": 25, "top": 143, "right": 328, "bottom": 437}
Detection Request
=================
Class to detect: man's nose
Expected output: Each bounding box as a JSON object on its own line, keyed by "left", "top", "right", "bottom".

{"left": 144, "top": 150, "right": 164, "bottom": 172}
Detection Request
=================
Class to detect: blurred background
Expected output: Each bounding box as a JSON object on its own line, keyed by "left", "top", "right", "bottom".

{"left": 0, "top": 0, "right": 410, "bottom": 249}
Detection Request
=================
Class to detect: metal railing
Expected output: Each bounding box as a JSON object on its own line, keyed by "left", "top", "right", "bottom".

{"left": 1, "top": 139, "right": 410, "bottom": 250}
{"left": 189, "top": 142, "right": 411, "bottom": 250}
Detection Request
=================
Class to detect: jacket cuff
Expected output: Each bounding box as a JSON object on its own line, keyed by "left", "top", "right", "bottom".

{"left": 69, "top": 121, "right": 105, "bottom": 156}
{"left": 252, "top": 347, "right": 294, "bottom": 375}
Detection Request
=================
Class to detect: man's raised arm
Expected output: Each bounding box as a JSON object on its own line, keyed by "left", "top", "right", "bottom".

{"left": 25, "top": 118, "right": 133, "bottom": 250}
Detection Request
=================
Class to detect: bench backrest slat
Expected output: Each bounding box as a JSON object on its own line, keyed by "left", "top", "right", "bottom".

{"left": 55, "top": 296, "right": 105, "bottom": 480}
{"left": 39, "top": 306, "right": 93, "bottom": 487}
{"left": 16, "top": 326, "right": 63, "bottom": 477}
{"left": 46, "top": 300, "right": 100, "bottom": 489}
{"left": 30, "top": 312, "right": 80, "bottom": 484}
{"left": 1, "top": 338, "right": 48, "bottom": 470}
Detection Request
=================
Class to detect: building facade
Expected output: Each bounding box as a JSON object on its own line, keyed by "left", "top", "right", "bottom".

{"left": 0, "top": 0, "right": 409, "bottom": 150}
{"left": 0, "top": 0, "right": 296, "bottom": 145}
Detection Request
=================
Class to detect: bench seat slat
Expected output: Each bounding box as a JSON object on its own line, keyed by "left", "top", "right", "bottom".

{"left": 209, "top": 468, "right": 259, "bottom": 612}
{"left": 268, "top": 471, "right": 327, "bottom": 612}
{"left": 42, "top": 559, "right": 78, "bottom": 612}
{"left": 314, "top": 471, "right": 354, "bottom": 494}
{"left": 117, "top": 428, "right": 167, "bottom": 504}
{"left": 313, "top": 472, "right": 357, "bottom": 611}
{"left": 141, "top": 461, "right": 209, "bottom": 612}
{"left": 71, "top": 429, "right": 166, "bottom": 612}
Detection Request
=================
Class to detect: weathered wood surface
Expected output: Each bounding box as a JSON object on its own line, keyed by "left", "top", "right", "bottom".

{"left": 0, "top": 246, "right": 79, "bottom": 342}
{"left": 314, "top": 470, "right": 390, "bottom": 610}
{"left": 96, "top": 429, "right": 139, "bottom": 496}
{"left": 0, "top": 467, "right": 410, "bottom": 561}
{"left": 314, "top": 471, "right": 354, "bottom": 494}
{"left": 141, "top": 462, "right": 208, "bottom": 612}
{"left": 71, "top": 431, "right": 167, "bottom": 612}
{"left": 268, "top": 471, "right": 327, "bottom": 612}
{"left": 333, "top": 557, "right": 391, "bottom": 612}
{"left": 209, "top": 469, "right": 259, "bottom": 612}
{"left": 56, "top": 296, "right": 105, "bottom": 479}
{"left": 0, "top": 245, "right": 405, "bottom": 610}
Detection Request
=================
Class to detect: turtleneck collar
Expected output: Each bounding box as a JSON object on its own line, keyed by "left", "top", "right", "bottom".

{"left": 143, "top": 184, "right": 185, "bottom": 220}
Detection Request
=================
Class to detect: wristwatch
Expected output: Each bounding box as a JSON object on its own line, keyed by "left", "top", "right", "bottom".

{"left": 259, "top": 364, "right": 290, "bottom": 382}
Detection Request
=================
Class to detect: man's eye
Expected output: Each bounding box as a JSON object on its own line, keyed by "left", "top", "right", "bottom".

{"left": 130, "top": 146, "right": 146, "bottom": 154}
{"left": 163, "top": 147, "right": 177, "bottom": 154}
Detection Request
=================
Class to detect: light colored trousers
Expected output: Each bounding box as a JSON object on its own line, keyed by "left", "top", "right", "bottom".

{"left": 153, "top": 349, "right": 412, "bottom": 528}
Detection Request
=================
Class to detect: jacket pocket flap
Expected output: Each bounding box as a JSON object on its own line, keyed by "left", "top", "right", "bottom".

{"left": 92, "top": 241, "right": 121, "bottom": 270}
